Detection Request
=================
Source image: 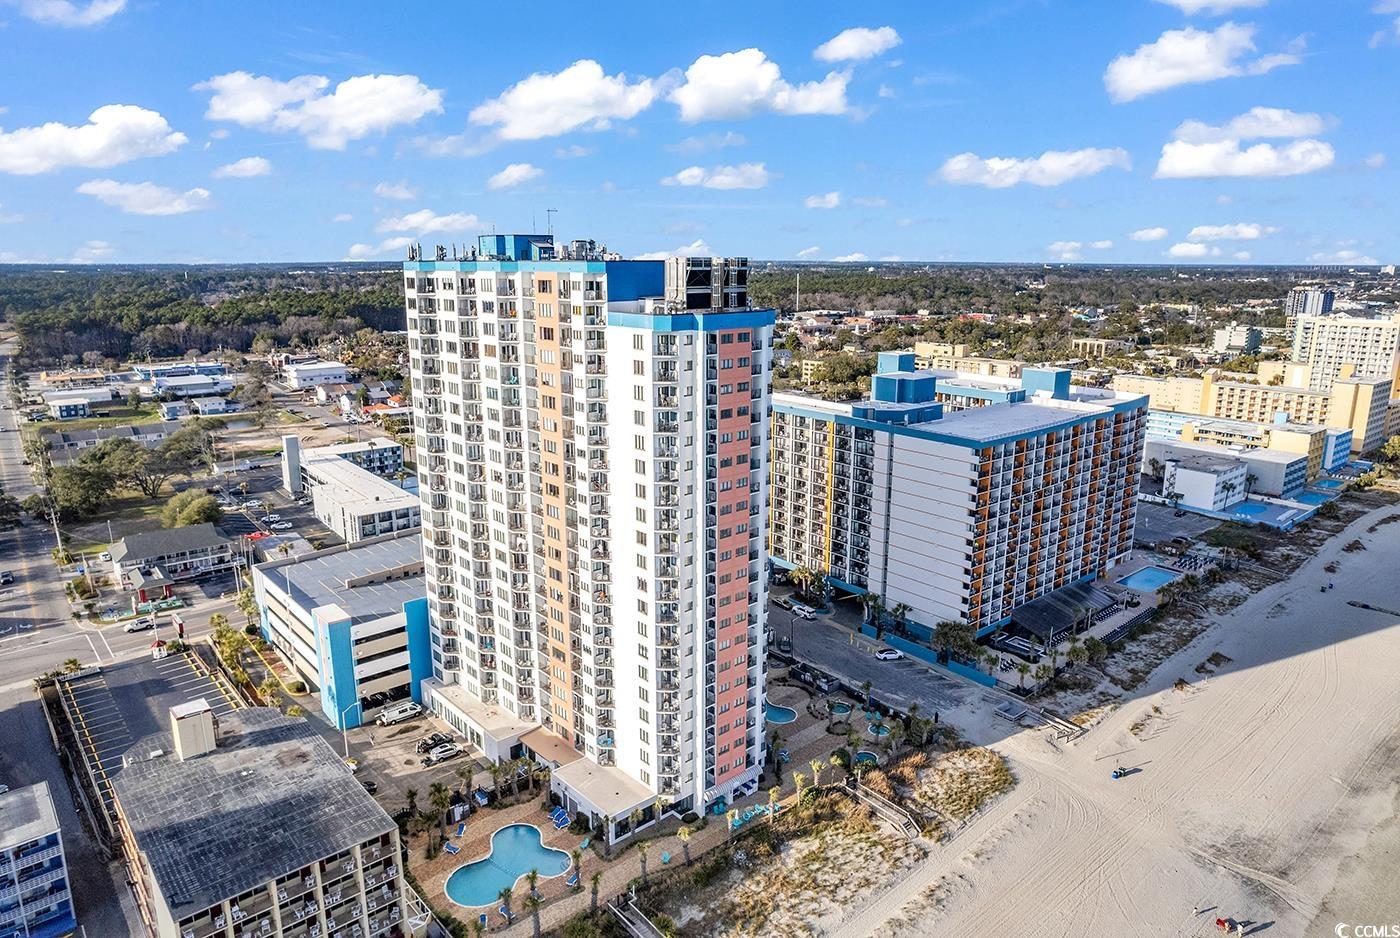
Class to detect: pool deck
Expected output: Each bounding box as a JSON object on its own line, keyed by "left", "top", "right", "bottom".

{"left": 413, "top": 680, "right": 865, "bottom": 936}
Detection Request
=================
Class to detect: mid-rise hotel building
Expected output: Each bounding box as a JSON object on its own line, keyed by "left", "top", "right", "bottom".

{"left": 768, "top": 354, "right": 1147, "bottom": 635}
{"left": 404, "top": 235, "right": 774, "bottom": 835}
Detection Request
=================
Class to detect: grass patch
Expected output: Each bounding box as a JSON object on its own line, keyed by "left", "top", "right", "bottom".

{"left": 908, "top": 747, "right": 1015, "bottom": 829}
{"left": 46, "top": 403, "right": 164, "bottom": 431}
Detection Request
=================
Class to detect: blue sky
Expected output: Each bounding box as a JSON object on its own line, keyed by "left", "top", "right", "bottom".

{"left": 0, "top": 0, "right": 1395, "bottom": 265}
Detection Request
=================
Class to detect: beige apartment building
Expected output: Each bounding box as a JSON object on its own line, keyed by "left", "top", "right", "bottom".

{"left": 912, "top": 342, "right": 1023, "bottom": 378}
{"left": 1113, "top": 366, "right": 1394, "bottom": 453}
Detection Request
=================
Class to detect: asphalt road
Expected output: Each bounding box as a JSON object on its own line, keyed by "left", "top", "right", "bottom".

{"left": 769, "top": 595, "right": 970, "bottom": 715}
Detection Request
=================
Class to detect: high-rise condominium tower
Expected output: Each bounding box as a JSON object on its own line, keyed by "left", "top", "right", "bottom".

{"left": 404, "top": 235, "right": 774, "bottom": 834}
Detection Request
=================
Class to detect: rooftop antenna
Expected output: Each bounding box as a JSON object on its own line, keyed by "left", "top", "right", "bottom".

{"left": 546, "top": 208, "right": 557, "bottom": 239}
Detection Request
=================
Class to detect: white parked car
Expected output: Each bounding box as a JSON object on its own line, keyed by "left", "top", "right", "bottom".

{"left": 270, "top": 522, "right": 293, "bottom": 531}
{"left": 790, "top": 603, "right": 817, "bottom": 620}
{"left": 874, "top": 648, "right": 905, "bottom": 661}
{"left": 99, "top": 551, "right": 112, "bottom": 562}
{"left": 241, "top": 499, "right": 262, "bottom": 509}
{"left": 122, "top": 617, "right": 156, "bottom": 633}
{"left": 260, "top": 514, "right": 282, "bottom": 523}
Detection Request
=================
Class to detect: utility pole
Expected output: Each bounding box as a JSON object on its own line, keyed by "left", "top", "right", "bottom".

{"left": 795, "top": 272, "right": 801, "bottom": 314}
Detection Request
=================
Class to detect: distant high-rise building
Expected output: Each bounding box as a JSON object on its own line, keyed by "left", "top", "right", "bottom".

{"left": 768, "top": 354, "right": 1146, "bottom": 640}
{"left": 1212, "top": 322, "right": 1263, "bottom": 356}
{"left": 1284, "top": 286, "right": 1335, "bottom": 320}
{"left": 1290, "top": 312, "right": 1400, "bottom": 391}
{"left": 404, "top": 236, "right": 774, "bottom": 840}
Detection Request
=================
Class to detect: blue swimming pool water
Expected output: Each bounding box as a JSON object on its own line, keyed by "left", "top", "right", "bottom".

{"left": 1117, "top": 565, "right": 1181, "bottom": 592}
{"left": 444, "top": 824, "right": 570, "bottom": 908}
{"left": 1234, "top": 503, "right": 1268, "bottom": 517}
{"left": 1296, "top": 492, "right": 1328, "bottom": 506}
{"left": 1314, "top": 479, "right": 1343, "bottom": 490}
{"left": 764, "top": 701, "right": 797, "bottom": 724}
{"left": 854, "top": 750, "right": 879, "bottom": 764}
{"left": 868, "top": 722, "right": 891, "bottom": 737}
{"left": 829, "top": 702, "right": 852, "bottom": 715}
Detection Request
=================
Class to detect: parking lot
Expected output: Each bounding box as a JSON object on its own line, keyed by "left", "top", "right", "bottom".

{"left": 1133, "top": 501, "right": 1221, "bottom": 546}
{"left": 768, "top": 592, "right": 969, "bottom": 715}
{"left": 319, "top": 708, "right": 486, "bottom": 813}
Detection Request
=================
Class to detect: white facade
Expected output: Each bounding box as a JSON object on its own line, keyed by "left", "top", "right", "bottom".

{"left": 405, "top": 237, "right": 772, "bottom": 827}
{"left": 283, "top": 360, "right": 350, "bottom": 389}
{"left": 1212, "top": 322, "right": 1263, "bottom": 355}
{"left": 1163, "top": 456, "right": 1248, "bottom": 512}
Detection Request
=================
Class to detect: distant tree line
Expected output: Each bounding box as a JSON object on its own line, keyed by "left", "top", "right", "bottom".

{"left": 0, "top": 265, "right": 404, "bottom": 365}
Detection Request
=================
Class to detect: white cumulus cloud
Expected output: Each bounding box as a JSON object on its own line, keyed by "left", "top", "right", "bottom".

{"left": 1104, "top": 23, "right": 1302, "bottom": 103}
{"left": 661, "top": 162, "right": 770, "bottom": 190}
{"left": 796, "top": 246, "right": 821, "bottom": 258}
{"left": 1364, "top": 152, "right": 1386, "bottom": 169}
{"left": 195, "top": 71, "right": 443, "bottom": 150}
{"left": 211, "top": 155, "right": 271, "bottom": 178}
{"left": 376, "top": 209, "right": 480, "bottom": 234}
{"left": 374, "top": 181, "right": 417, "bottom": 200}
{"left": 666, "top": 131, "right": 746, "bottom": 154}
{"left": 1187, "top": 222, "right": 1276, "bottom": 241}
{"left": 1047, "top": 241, "right": 1085, "bottom": 261}
{"left": 76, "top": 178, "right": 211, "bottom": 215}
{"left": 1158, "top": 137, "right": 1333, "bottom": 178}
{"left": 346, "top": 237, "right": 415, "bottom": 261}
{"left": 937, "top": 147, "right": 1130, "bottom": 188}
{"left": 1308, "top": 249, "right": 1378, "bottom": 265}
{"left": 832, "top": 252, "right": 868, "bottom": 262}
{"left": 70, "top": 239, "right": 115, "bottom": 262}
{"left": 634, "top": 239, "right": 714, "bottom": 261}
{"left": 1130, "top": 227, "right": 1170, "bottom": 241}
{"left": 813, "top": 26, "right": 902, "bottom": 62}
{"left": 1156, "top": 106, "right": 1335, "bottom": 178}
{"left": 669, "top": 49, "right": 849, "bottom": 122}
{"left": 469, "top": 60, "right": 656, "bottom": 141}
{"left": 9, "top": 0, "right": 125, "bottom": 27}
{"left": 1155, "top": 0, "right": 1266, "bottom": 13}
{"left": 804, "top": 191, "right": 841, "bottom": 209}
{"left": 554, "top": 144, "right": 593, "bottom": 159}
{"left": 1171, "top": 107, "right": 1328, "bottom": 143}
{"left": 1167, "top": 242, "right": 1220, "bottom": 258}
{"left": 1090, "top": 240, "right": 1114, "bottom": 249}
{"left": 0, "top": 104, "right": 186, "bottom": 175}
{"left": 1233, "top": 250, "right": 1252, "bottom": 260}
{"left": 487, "top": 162, "right": 543, "bottom": 190}
{"left": 332, "top": 213, "right": 353, "bottom": 223}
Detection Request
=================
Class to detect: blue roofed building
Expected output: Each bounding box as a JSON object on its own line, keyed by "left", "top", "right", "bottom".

{"left": 0, "top": 781, "right": 76, "bottom": 938}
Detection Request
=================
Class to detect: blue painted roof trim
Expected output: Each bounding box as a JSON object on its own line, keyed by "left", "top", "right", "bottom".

{"left": 774, "top": 397, "right": 1148, "bottom": 449}
{"left": 607, "top": 308, "right": 777, "bottom": 332}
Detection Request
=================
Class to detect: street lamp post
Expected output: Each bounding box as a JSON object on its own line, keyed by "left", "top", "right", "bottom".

{"left": 340, "top": 699, "right": 362, "bottom": 760}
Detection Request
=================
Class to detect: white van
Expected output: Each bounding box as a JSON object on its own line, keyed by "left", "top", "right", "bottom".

{"left": 790, "top": 603, "right": 817, "bottom": 620}
{"left": 375, "top": 701, "right": 423, "bottom": 726}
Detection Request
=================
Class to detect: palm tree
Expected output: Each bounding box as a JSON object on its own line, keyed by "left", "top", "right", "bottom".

{"left": 61, "top": 657, "right": 82, "bottom": 674}
{"left": 1034, "top": 663, "right": 1054, "bottom": 686}
{"left": 636, "top": 841, "right": 649, "bottom": 884}
{"left": 767, "top": 786, "right": 780, "bottom": 823}
{"left": 590, "top": 871, "right": 603, "bottom": 913}
{"left": 677, "top": 826, "right": 693, "bottom": 865}
{"left": 1016, "top": 662, "right": 1030, "bottom": 688}
{"left": 809, "top": 758, "right": 825, "bottom": 789}
{"left": 570, "top": 848, "right": 583, "bottom": 879}
{"left": 429, "top": 782, "right": 451, "bottom": 841}
{"left": 524, "top": 895, "right": 542, "bottom": 938}
{"left": 863, "top": 592, "right": 886, "bottom": 638}
{"left": 498, "top": 886, "right": 513, "bottom": 922}
{"left": 405, "top": 787, "right": 418, "bottom": 817}
{"left": 860, "top": 679, "right": 873, "bottom": 707}
{"left": 653, "top": 795, "right": 670, "bottom": 824}
{"left": 455, "top": 765, "right": 473, "bottom": 798}
{"left": 470, "top": 917, "right": 485, "bottom": 938}
{"left": 599, "top": 814, "right": 612, "bottom": 857}
{"left": 487, "top": 763, "right": 503, "bottom": 798}
{"left": 726, "top": 808, "right": 739, "bottom": 843}
{"left": 1148, "top": 457, "right": 1163, "bottom": 481}
{"left": 889, "top": 602, "right": 911, "bottom": 637}
{"left": 628, "top": 806, "right": 645, "bottom": 837}
{"left": 793, "top": 770, "right": 808, "bottom": 800}
{"left": 525, "top": 868, "right": 540, "bottom": 897}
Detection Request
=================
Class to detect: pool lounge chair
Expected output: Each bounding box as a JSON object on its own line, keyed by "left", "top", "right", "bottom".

{"left": 473, "top": 789, "right": 489, "bottom": 806}
{"left": 455, "top": 821, "right": 466, "bottom": 838}
{"left": 478, "top": 914, "right": 488, "bottom": 929}
{"left": 498, "top": 906, "right": 513, "bottom": 923}
{"left": 661, "top": 852, "right": 670, "bottom": 865}
{"left": 579, "top": 837, "right": 591, "bottom": 850}
{"left": 565, "top": 871, "right": 579, "bottom": 888}
{"left": 443, "top": 843, "right": 460, "bottom": 855}
{"left": 554, "top": 816, "right": 571, "bottom": 830}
